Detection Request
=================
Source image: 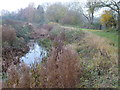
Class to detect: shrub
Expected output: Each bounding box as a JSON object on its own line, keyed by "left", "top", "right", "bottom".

{"left": 38, "top": 38, "right": 52, "bottom": 51}
{"left": 2, "top": 42, "right": 9, "bottom": 48}
{"left": 40, "top": 46, "right": 81, "bottom": 88}
{"left": 40, "top": 33, "right": 81, "bottom": 88}
{"left": 65, "top": 29, "right": 84, "bottom": 43}
{"left": 3, "top": 63, "right": 31, "bottom": 88}
{"left": 41, "top": 24, "right": 54, "bottom": 31}
{"left": 49, "top": 25, "right": 67, "bottom": 38}
{"left": 2, "top": 25, "right": 16, "bottom": 46}
{"left": 81, "top": 23, "right": 102, "bottom": 30}
{"left": 16, "top": 25, "right": 32, "bottom": 41}
{"left": 12, "top": 37, "right": 25, "bottom": 48}
{"left": 104, "top": 28, "right": 117, "bottom": 32}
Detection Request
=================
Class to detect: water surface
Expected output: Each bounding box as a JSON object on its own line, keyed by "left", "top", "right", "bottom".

{"left": 20, "top": 42, "right": 47, "bottom": 66}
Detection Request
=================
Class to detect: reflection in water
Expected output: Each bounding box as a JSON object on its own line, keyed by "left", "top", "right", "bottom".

{"left": 20, "top": 42, "right": 47, "bottom": 66}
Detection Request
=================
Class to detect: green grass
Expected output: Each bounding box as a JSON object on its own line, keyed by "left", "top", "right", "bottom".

{"left": 91, "top": 31, "right": 118, "bottom": 47}
{"left": 80, "top": 28, "right": 119, "bottom": 47}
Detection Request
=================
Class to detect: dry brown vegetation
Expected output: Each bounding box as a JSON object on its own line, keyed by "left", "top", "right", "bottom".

{"left": 31, "top": 24, "right": 55, "bottom": 39}
{"left": 2, "top": 25, "right": 16, "bottom": 46}
{"left": 2, "top": 46, "right": 29, "bottom": 72}
{"left": 40, "top": 33, "right": 81, "bottom": 88}
{"left": 2, "top": 23, "right": 29, "bottom": 73}
{"left": 71, "top": 31, "right": 118, "bottom": 88}
{"left": 2, "top": 1, "right": 119, "bottom": 88}
{"left": 40, "top": 24, "right": 54, "bottom": 31}
{"left": 3, "top": 31, "right": 81, "bottom": 88}
{"left": 2, "top": 23, "right": 118, "bottom": 88}
{"left": 3, "top": 63, "right": 31, "bottom": 88}
{"left": 40, "top": 47, "right": 81, "bottom": 88}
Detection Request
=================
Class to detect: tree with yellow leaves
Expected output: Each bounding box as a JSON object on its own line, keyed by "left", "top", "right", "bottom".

{"left": 100, "top": 10, "right": 116, "bottom": 29}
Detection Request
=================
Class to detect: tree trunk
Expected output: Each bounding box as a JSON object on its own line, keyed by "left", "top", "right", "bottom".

{"left": 91, "top": 12, "right": 94, "bottom": 24}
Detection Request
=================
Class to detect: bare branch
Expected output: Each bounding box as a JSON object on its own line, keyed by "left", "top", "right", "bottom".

{"left": 82, "top": 13, "right": 90, "bottom": 23}
{"left": 101, "top": 2, "right": 118, "bottom": 13}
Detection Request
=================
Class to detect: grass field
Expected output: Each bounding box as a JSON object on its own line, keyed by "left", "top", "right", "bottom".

{"left": 80, "top": 28, "right": 119, "bottom": 47}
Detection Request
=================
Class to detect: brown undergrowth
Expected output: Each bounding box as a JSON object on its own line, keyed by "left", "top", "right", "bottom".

{"left": 3, "top": 25, "right": 118, "bottom": 88}
{"left": 3, "top": 30, "right": 81, "bottom": 88}
{"left": 74, "top": 31, "right": 118, "bottom": 88}
{"left": 35, "top": 31, "right": 81, "bottom": 88}
{"left": 2, "top": 46, "right": 29, "bottom": 72}
{"left": 40, "top": 41, "right": 81, "bottom": 88}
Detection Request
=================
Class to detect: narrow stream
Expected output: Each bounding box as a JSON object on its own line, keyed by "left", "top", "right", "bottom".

{"left": 20, "top": 41, "right": 47, "bottom": 66}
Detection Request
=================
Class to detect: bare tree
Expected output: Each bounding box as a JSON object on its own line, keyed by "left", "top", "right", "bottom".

{"left": 83, "top": 0, "right": 101, "bottom": 24}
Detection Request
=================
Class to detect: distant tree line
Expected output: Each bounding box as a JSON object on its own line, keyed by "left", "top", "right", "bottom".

{"left": 1, "top": 0, "right": 120, "bottom": 30}
{"left": 2, "top": 3, "right": 44, "bottom": 25}
{"left": 1, "top": 2, "right": 85, "bottom": 26}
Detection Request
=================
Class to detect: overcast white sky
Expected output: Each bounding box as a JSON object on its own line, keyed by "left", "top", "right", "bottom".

{"left": 0, "top": 0, "right": 108, "bottom": 17}
{"left": 0, "top": 0, "right": 88, "bottom": 12}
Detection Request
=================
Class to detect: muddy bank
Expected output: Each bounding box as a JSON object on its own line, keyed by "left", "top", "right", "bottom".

{"left": 2, "top": 46, "right": 29, "bottom": 72}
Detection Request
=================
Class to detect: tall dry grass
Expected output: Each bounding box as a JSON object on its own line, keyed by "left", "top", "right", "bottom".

{"left": 3, "top": 63, "right": 31, "bottom": 88}
{"left": 2, "top": 25, "right": 16, "bottom": 46}
{"left": 76, "top": 31, "right": 118, "bottom": 87}
{"left": 84, "top": 32, "right": 118, "bottom": 64}
{"left": 40, "top": 31, "right": 81, "bottom": 88}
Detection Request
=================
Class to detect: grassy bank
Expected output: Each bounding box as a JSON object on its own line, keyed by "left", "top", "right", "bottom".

{"left": 59, "top": 26, "right": 118, "bottom": 88}
{"left": 80, "top": 28, "right": 118, "bottom": 47}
